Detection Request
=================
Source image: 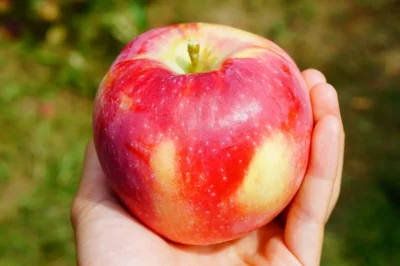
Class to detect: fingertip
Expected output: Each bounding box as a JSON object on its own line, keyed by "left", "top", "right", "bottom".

{"left": 82, "top": 139, "right": 103, "bottom": 176}
{"left": 310, "top": 83, "right": 340, "bottom": 122}
{"left": 302, "top": 69, "right": 327, "bottom": 90}
{"left": 84, "top": 139, "right": 96, "bottom": 161}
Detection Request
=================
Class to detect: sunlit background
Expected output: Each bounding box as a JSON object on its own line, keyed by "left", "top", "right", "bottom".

{"left": 0, "top": 1, "right": 399, "bottom": 265}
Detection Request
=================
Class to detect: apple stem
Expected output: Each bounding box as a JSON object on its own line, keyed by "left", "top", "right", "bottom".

{"left": 188, "top": 38, "right": 200, "bottom": 73}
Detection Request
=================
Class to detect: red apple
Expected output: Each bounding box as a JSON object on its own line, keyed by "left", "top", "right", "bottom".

{"left": 93, "top": 23, "right": 313, "bottom": 245}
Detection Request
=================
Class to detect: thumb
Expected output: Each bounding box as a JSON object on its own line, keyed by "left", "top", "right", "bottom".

{"left": 70, "top": 140, "right": 126, "bottom": 230}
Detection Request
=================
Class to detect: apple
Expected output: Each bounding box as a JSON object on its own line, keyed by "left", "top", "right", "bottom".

{"left": 93, "top": 22, "right": 313, "bottom": 245}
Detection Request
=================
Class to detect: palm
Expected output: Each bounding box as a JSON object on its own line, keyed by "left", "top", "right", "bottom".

{"left": 169, "top": 220, "right": 295, "bottom": 265}
{"left": 74, "top": 191, "right": 293, "bottom": 265}
{"left": 71, "top": 70, "right": 344, "bottom": 266}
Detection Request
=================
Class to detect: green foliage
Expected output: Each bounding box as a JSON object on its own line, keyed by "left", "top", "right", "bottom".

{"left": 0, "top": 0, "right": 399, "bottom": 265}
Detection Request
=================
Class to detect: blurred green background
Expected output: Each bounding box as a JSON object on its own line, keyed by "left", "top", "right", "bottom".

{"left": 0, "top": 0, "right": 399, "bottom": 265}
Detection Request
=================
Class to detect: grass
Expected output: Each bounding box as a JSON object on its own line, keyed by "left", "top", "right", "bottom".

{"left": 0, "top": 0, "right": 399, "bottom": 265}
{"left": 0, "top": 42, "right": 92, "bottom": 265}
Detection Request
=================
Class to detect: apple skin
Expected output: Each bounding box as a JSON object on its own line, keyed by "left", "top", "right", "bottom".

{"left": 93, "top": 23, "right": 313, "bottom": 245}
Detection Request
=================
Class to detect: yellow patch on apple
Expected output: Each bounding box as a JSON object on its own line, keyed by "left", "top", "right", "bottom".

{"left": 235, "top": 132, "right": 293, "bottom": 212}
{"left": 149, "top": 140, "right": 198, "bottom": 240}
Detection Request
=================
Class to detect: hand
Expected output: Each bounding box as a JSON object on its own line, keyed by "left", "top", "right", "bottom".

{"left": 71, "top": 69, "right": 345, "bottom": 266}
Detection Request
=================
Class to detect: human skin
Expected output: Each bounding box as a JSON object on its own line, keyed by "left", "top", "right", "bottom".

{"left": 71, "top": 69, "right": 345, "bottom": 266}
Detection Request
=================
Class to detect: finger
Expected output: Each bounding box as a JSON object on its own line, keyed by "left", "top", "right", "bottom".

{"left": 70, "top": 140, "right": 125, "bottom": 229}
{"left": 327, "top": 124, "right": 345, "bottom": 218}
{"left": 310, "top": 83, "right": 341, "bottom": 121}
{"left": 300, "top": 72, "right": 345, "bottom": 220}
{"left": 284, "top": 115, "right": 340, "bottom": 266}
{"left": 284, "top": 81, "right": 343, "bottom": 265}
{"left": 302, "top": 69, "right": 327, "bottom": 90}
{"left": 310, "top": 82, "right": 344, "bottom": 219}
{"left": 71, "top": 141, "right": 168, "bottom": 266}
{"left": 79, "top": 140, "right": 110, "bottom": 198}
{"left": 275, "top": 82, "right": 342, "bottom": 227}
{"left": 309, "top": 83, "right": 344, "bottom": 219}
